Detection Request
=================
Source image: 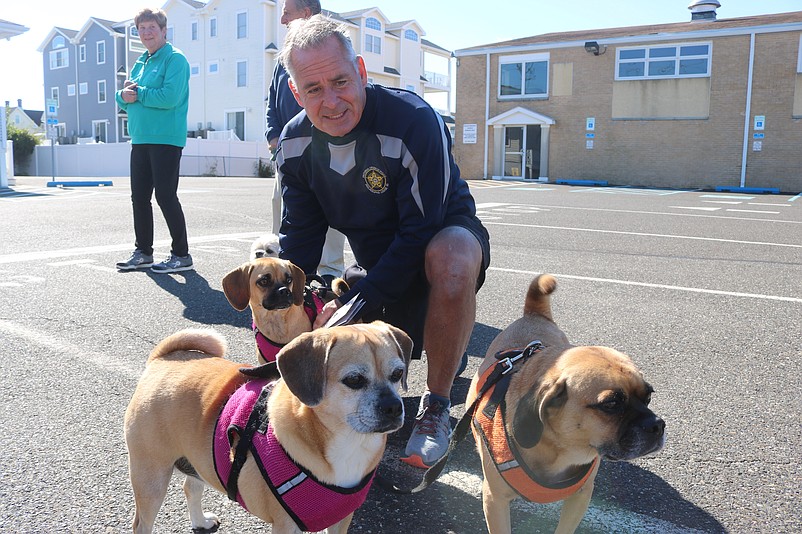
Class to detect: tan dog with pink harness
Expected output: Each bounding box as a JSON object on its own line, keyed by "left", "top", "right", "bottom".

{"left": 124, "top": 322, "right": 411, "bottom": 533}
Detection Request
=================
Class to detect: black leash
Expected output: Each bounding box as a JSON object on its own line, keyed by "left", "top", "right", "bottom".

{"left": 376, "top": 340, "right": 544, "bottom": 494}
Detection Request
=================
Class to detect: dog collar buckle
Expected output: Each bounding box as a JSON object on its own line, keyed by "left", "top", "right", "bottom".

{"left": 499, "top": 356, "right": 518, "bottom": 375}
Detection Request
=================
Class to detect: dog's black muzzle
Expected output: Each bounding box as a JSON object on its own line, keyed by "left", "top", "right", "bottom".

{"left": 263, "top": 285, "right": 293, "bottom": 310}
{"left": 374, "top": 388, "right": 404, "bottom": 433}
{"left": 602, "top": 409, "right": 666, "bottom": 461}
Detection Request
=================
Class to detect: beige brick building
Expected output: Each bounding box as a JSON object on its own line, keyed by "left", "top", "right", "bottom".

{"left": 453, "top": 5, "right": 802, "bottom": 193}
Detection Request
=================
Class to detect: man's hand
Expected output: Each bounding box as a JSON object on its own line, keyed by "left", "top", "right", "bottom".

{"left": 313, "top": 299, "right": 341, "bottom": 329}
{"left": 121, "top": 84, "right": 138, "bottom": 103}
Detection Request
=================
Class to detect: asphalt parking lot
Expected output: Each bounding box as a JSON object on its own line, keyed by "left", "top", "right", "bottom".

{"left": 1, "top": 176, "right": 800, "bottom": 533}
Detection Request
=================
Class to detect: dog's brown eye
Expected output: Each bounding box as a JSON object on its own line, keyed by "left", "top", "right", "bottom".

{"left": 342, "top": 374, "right": 368, "bottom": 390}
{"left": 257, "top": 275, "right": 272, "bottom": 288}
{"left": 596, "top": 391, "right": 626, "bottom": 414}
{"left": 389, "top": 368, "right": 404, "bottom": 383}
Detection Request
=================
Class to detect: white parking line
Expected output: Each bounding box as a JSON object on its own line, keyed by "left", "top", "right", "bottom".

{"left": 490, "top": 267, "right": 802, "bottom": 303}
{"left": 481, "top": 221, "right": 801, "bottom": 248}
{"left": 0, "top": 231, "right": 263, "bottom": 265}
{"left": 0, "top": 319, "right": 141, "bottom": 379}
{"left": 670, "top": 206, "right": 721, "bottom": 211}
{"left": 701, "top": 194, "right": 755, "bottom": 200}
{"left": 508, "top": 204, "right": 801, "bottom": 224}
{"left": 726, "top": 209, "right": 779, "bottom": 214}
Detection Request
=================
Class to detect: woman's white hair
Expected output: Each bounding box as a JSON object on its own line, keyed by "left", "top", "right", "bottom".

{"left": 278, "top": 14, "right": 356, "bottom": 79}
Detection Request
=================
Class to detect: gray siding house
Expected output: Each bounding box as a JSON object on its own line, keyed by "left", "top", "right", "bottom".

{"left": 38, "top": 18, "right": 140, "bottom": 144}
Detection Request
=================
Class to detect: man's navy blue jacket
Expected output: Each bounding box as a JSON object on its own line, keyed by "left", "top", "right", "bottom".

{"left": 276, "top": 84, "right": 485, "bottom": 315}
{"left": 265, "top": 61, "right": 301, "bottom": 142}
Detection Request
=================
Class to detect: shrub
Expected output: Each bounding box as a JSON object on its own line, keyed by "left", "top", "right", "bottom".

{"left": 257, "top": 157, "right": 274, "bottom": 178}
{"left": 6, "top": 125, "right": 41, "bottom": 173}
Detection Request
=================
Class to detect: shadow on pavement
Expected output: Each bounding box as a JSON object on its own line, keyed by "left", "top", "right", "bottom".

{"left": 146, "top": 270, "right": 249, "bottom": 328}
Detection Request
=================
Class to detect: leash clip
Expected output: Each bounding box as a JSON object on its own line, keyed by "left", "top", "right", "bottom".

{"left": 499, "top": 340, "right": 543, "bottom": 375}
{"left": 523, "top": 339, "right": 543, "bottom": 356}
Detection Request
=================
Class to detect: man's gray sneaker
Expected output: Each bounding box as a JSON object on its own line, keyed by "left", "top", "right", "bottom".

{"left": 401, "top": 391, "right": 452, "bottom": 468}
{"left": 151, "top": 254, "right": 194, "bottom": 273}
{"left": 116, "top": 250, "right": 153, "bottom": 271}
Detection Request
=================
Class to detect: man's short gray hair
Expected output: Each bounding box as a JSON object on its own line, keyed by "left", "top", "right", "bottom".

{"left": 295, "top": 0, "right": 322, "bottom": 15}
{"left": 278, "top": 14, "right": 356, "bottom": 79}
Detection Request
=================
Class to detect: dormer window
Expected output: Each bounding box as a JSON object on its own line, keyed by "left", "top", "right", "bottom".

{"left": 366, "top": 17, "right": 381, "bottom": 31}
{"left": 53, "top": 36, "right": 65, "bottom": 49}
{"left": 404, "top": 29, "right": 418, "bottom": 42}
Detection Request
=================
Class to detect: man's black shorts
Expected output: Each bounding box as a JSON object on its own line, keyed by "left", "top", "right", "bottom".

{"left": 348, "top": 215, "right": 490, "bottom": 359}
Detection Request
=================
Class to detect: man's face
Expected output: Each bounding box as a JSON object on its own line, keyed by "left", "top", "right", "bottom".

{"left": 281, "top": 0, "right": 309, "bottom": 26}
{"left": 289, "top": 37, "right": 368, "bottom": 138}
{"left": 137, "top": 20, "right": 167, "bottom": 54}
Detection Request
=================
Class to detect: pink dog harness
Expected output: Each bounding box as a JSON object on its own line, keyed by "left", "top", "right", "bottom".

{"left": 254, "top": 290, "right": 324, "bottom": 363}
{"left": 213, "top": 377, "right": 376, "bottom": 532}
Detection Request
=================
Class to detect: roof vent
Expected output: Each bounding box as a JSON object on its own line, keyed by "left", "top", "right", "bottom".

{"left": 688, "top": 0, "right": 720, "bottom": 22}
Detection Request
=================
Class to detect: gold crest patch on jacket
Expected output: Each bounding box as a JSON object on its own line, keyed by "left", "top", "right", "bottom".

{"left": 363, "top": 167, "right": 388, "bottom": 194}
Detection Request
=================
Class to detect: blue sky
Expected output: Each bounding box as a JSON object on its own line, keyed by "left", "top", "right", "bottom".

{"left": 2, "top": 0, "right": 800, "bottom": 110}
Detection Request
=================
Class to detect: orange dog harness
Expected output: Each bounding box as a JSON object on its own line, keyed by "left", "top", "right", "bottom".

{"left": 471, "top": 345, "right": 598, "bottom": 503}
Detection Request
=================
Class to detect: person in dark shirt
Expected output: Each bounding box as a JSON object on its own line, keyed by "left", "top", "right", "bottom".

{"left": 266, "top": 0, "right": 345, "bottom": 283}
{"left": 275, "top": 15, "right": 490, "bottom": 468}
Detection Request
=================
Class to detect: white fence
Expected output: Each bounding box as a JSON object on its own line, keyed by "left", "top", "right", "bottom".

{"left": 33, "top": 137, "right": 272, "bottom": 178}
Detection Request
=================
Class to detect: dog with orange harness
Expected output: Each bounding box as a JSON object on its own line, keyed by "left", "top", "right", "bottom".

{"left": 467, "top": 274, "right": 665, "bottom": 533}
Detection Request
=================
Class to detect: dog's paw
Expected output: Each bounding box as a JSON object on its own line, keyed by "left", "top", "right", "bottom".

{"left": 191, "top": 512, "right": 220, "bottom": 531}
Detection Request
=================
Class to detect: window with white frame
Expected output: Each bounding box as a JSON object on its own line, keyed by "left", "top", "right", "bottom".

{"left": 50, "top": 87, "right": 60, "bottom": 107}
{"left": 366, "top": 17, "right": 381, "bottom": 31}
{"left": 237, "top": 12, "right": 247, "bottom": 39}
{"left": 129, "top": 26, "right": 145, "bottom": 53}
{"left": 53, "top": 36, "right": 65, "bottom": 48}
{"left": 98, "top": 80, "right": 107, "bottom": 103}
{"left": 616, "top": 42, "right": 711, "bottom": 80}
{"left": 190, "top": 64, "right": 200, "bottom": 77}
{"left": 122, "top": 118, "right": 130, "bottom": 138}
{"left": 167, "top": 26, "right": 174, "bottom": 42}
{"left": 79, "top": 44, "right": 86, "bottom": 62}
{"left": 79, "top": 82, "right": 88, "bottom": 95}
{"left": 191, "top": 21, "right": 198, "bottom": 41}
{"left": 97, "top": 41, "right": 106, "bottom": 64}
{"left": 210, "top": 17, "right": 217, "bottom": 38}
{"left": 236, "top": 60, "right": 247, "bottom": 87}
{"left": 404, "top": 29, "right": 418, "bottom": 42}
{"left": 68, "top": 84, "right": 76, "bottom": 96}
{"left": 49, "top": 49, "right": 68, "bottom": 69}
{"left": 499, "top": 53, "right": 549, "bottom": 98}
{"left": 208, "top": 61, "right": 219, "bottom": 74}
{"left": 365, "top": 34, "right": 382, "bottom": 54}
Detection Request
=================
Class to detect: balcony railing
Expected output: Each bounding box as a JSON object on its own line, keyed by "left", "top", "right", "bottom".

{"left": 424, "top": 70, "right": 450, "bottom": 89}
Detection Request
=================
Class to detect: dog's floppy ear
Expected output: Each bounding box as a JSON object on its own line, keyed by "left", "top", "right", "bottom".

{"left": 222, "top": 263, "right": 253, "bottom": 311}
{"left": 289, "top": 262, "right": 306, "bottom": 307}
{"left": 375, "top": 321, "right": 413, "bottom": 391}
{"left": 276, "top": 330, "right": 329, "bottom": 406}
{"left": 239, "top": 361, "right": 281, "bottom": 381}
{"left": 513, "top": 378, "right": 568, "bottom": 449}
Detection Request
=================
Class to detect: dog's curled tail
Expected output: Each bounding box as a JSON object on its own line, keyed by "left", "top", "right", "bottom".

{"left": 147, "top": 329, "right": 228, "bottom": 363}
{"left": 523, "top": 274, "right": 558, "bottom": 321}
